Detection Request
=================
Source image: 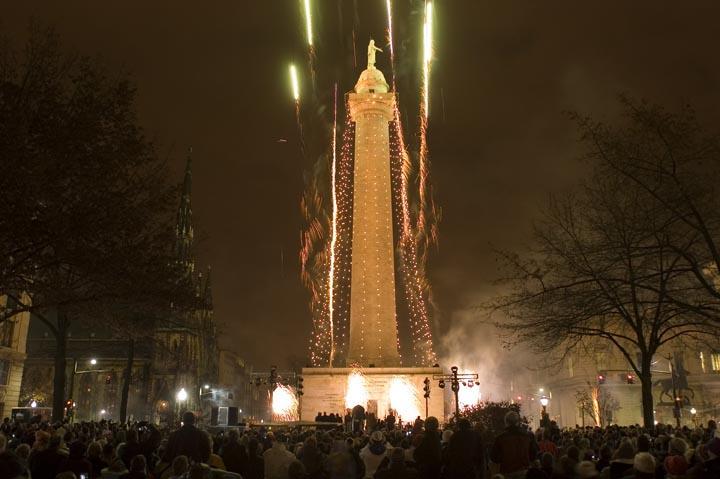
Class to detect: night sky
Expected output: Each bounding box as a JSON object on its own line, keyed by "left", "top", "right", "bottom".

{"left": 6, "top": 1, "right": 720, "bottom": 373}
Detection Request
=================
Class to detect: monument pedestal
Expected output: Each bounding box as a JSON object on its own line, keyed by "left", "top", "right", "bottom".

{"left": 300, "top": 367, "right": 444, "bottom": 422}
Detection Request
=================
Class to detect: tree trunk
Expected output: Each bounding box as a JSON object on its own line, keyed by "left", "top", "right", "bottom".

{"left": 640, "top": 358, "right": 655, "bottom": 429}
{"left": 119, "top": 337, "right": 135, "bottom": 423}
{"left": 52, "top": 315, "right": 68, "bottom": 422}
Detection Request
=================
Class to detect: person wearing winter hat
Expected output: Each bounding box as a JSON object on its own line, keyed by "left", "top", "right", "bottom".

{"left": 632, "top": 452, "right": 656, "bottom": 479}
{"left": 608, "top": 440, "right": 635, "bottom": 479}
{"left": 359, "top": 430, "right": 391, "bottom": 479}
{"left": 664, "top": 437, "right": 688, "bottom": 478}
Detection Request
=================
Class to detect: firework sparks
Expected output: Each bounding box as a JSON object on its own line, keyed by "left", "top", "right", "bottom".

{"left": 303, "top": 0, "right": 313, "bottom": 46}
{"left": 328, "top": 83, "right": 338, "bottom": 366}
{"left": 272, "top": 385, "right": 299, "bottom": 421}
{"left": 422, "top": 1, "right": 433, "bottom": 118}
{"left": 386, "top": 0, "right": 394, "bottom": 62}
{"left": 345, "top": 370, "right": 369, "bottom": 409}
{"left": 458, "top": 377, "right": 482, "bottom": 410}
{"left": 289, "top": 64, "right": 300, "bottom": 101}
{"left": 389, "top": 376, "right": 422, "bottom": 421}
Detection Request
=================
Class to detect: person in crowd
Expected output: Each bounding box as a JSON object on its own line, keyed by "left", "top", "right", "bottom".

{"left": 120, "top": 454, "right": 147, "bottom": 479}
{"left": 87, "top": 441, "right": 107, "bottom": 479}
{"left": 164, "top": 412, "right": 210, "bottom": 464}
{"left": 101, "top": 445, "right": 128, "bottom": 479}
{"left": 244, "top": 437, "right": 265, "bottom": 479}
{"left": 687, "top": 437, "right": 720, "bottom": 479}
{"left": 490, "top": 411, "right": 538, "bottom": 479}
{"left": 59, "top": 441, "right": 93, "bottom": 478}
{"left": 221, "top": 429, "right": 247, "bottom": 475}
{"left": 121, "top": 430, "right": 143, "bottom": 469}
{"left": 608, "top": 440, "right": 635, "bottom": 479}
{"left": 630, "top": 452, "right": 656, "bottom": 479}
{"left": 413, "top": 416, "right": 442, "bottom": 479}
{"left": 263, "top": 433, "right": 295, "bottom": 479}
{"left": 443, "top": 418, "right": 483, "bottom": 479}
{"left": 169, "top": 455, "right": 189, "bottom": 479}
{"left": 15, "top": 443, "right": 31, "bottom": 470}
{"left": 29, "top": 435, "right": 67, "bottom": 479}
{"left": 360, "top": 431, "right": 391, "bottom": 479}
{"left": 297, "top": 435, "right": 326, "bottom": 479}
{"left": 0, "top": 451, "right": 30, "bottom": 479}
{"left": 538, "top": 430, "right": 558, "bottom": 457}
{"left": 374, "top": 446, "right": 418, "bottom": 479}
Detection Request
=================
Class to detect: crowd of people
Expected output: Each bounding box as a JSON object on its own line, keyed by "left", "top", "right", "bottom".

{"left": 0, "top": 410, "right": 718, "bottom": 479}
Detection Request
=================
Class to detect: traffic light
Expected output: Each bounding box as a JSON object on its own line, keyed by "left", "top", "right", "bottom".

{"left": 423, "top": 377, "right": 431, "bottom": 398}
{"left": 297, "top": 376, "right": 304, "bottom": 396}
{"left": 597, "top": 374, "right": 606, "bottom": 384}
{"left": 626, "top": 373, "right": 635, "bottom": 384}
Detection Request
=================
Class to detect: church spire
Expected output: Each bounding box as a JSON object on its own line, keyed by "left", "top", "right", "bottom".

{"left": 176, "top": 147, "right": 194, "bottom": 273}
{"left": 203, "top": 266, "right": 213, "bottom": 309}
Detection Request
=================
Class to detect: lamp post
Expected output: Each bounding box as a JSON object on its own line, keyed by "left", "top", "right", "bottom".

{"left": 176, "top": 387, "right": 188, "bottom": 418}
{"left": 690, "top": 407, "right": 697, "bottom": 426}
{"left": 540, "top": 395, "right": 550, "bottom": 429}
{"left": 433, "top": 366, "right": 480, "bottom": 418}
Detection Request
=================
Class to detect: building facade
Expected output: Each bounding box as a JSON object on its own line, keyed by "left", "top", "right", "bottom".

{"left": 0, "top": 294, "right": 31, "bottom": 419}
{"left": 541, "top": 341, "right": 720, "bottom": 428}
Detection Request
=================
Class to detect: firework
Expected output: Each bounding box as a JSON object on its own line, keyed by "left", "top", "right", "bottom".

{"left": 303, "top": 0, "right": 313, "bottom": 46}
{"left": 389, "top": 376, "right": 422, "bottom": 421}
{"left": 328, "top": 83, "right": 338, "bottom": 366}
{"left": 289, "top": 64, "right": 300, "bottom": 101}
{"left": 345, "top": 370, "right": 369, "bottom": 409}
{"left": 272, "top": 385, "right": 299, "bottom": 421}
{"left": 386, "top": 0, "right": 394, "bottom": 61}
{"left": 458, "top": 377, "right": 482, "bottom": 410}
{"left": 422, "top": 1, "right": 433, "bottom": 118}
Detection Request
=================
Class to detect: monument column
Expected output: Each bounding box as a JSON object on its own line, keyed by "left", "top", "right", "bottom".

{"left": 346, "top": 51, "right": 400, "bottom": 367}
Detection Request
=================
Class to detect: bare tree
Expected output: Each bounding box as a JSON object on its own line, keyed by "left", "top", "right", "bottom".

{"left": 491, "top": 99, "right": 720, "bottom": 428}
{"left": 582, "top": 98, "right": 720, "bottom": 323}
{"left": 0, "top": 25, "right": 191, "bottom": 420}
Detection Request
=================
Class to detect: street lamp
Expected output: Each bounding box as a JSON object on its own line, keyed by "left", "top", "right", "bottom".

{"left": 90, "top": 358, "right": 97, "bottom": 365}
{"left": 540, "top": 395, "right": 550, "bottom": 428}
{"left": 204, "top": 384, "right": 210, "bottom": 389}
{"left": 30, "top": 400, "right": 37, "bottom": 408}
{"left": 176, "top": 388, "right": 188, "bottom": 402}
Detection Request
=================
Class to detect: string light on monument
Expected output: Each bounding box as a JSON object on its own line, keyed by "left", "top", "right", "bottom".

{"left": 390, "top": 110, "right": 437, "bottom": 366}
{"left": 328, "top": 100, "right": 356, "bottom": 363}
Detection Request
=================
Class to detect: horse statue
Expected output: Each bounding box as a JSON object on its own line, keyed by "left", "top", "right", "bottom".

{"left": 653, "top": 355, "right": 694, "bottom": 405}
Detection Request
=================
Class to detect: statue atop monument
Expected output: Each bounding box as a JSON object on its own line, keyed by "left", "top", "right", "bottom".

{"left": 367, "top": 39, "right": 383, "bottom": 69}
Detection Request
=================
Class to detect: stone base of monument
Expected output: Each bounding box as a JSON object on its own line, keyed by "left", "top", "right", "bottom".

{"left": 300, "top": 366, "right": 445, "bottom": 423}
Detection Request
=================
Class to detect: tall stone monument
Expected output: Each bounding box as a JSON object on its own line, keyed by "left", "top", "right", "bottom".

{"left": 300, "top": 40, "right": 442, "bottom": 422}
{"left": 346, "top": 46, "right": 400, "bottom": 367}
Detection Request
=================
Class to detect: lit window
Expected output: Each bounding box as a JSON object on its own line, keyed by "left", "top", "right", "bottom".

{"left": 700, "top": 352, "right": 706, "bottom": 373}
{"left": 0, "top": 360, "right": 10, "bottom": 385}
{"left": 711, "top": 353, "right": 720, "bottom": 372}
{"left": 0, "top": 321, "right": 13, "bottom": 348}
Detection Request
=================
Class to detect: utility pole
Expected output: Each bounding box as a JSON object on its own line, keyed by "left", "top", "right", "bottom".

{"left": 423, "top": 377, "right": 430, "bottom": 418}
{"left": 433, "top": 366, "right": 479, "bottom": 418}
{"left": 667, "top": 355, "right": 681, "bottom": 428}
